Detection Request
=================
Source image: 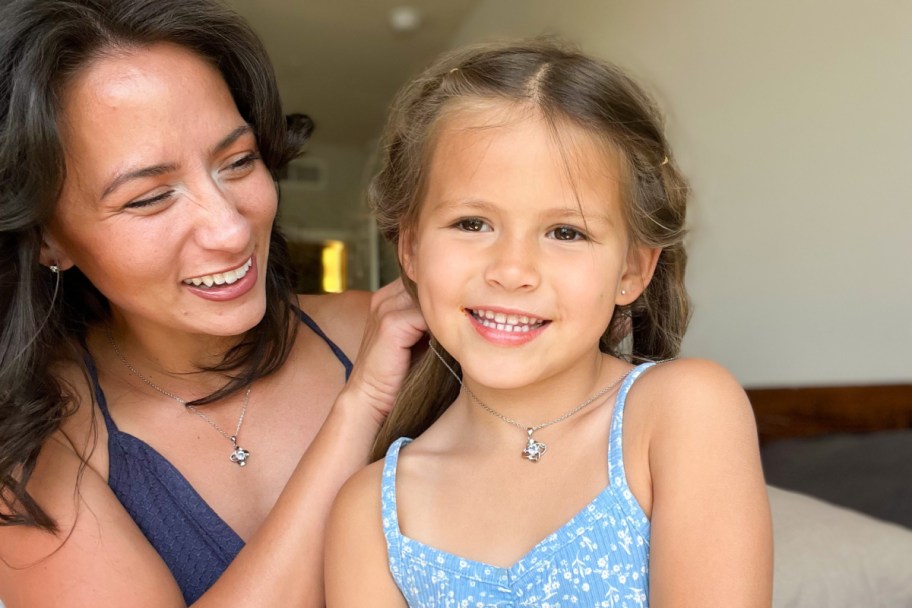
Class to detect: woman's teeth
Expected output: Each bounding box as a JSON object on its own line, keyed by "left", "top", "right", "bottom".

{"left": 469, "top": 309, "right": 545, "bottom": 333}
{"left": 183, "top": 258, "right": 252, "bottom": 288}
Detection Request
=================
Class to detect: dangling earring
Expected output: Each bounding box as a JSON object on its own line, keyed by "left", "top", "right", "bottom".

{"left": 49, "top": 265, "right": 60, "bottom": 274}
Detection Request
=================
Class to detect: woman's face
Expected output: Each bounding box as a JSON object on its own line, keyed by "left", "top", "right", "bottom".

{"left": 46, "top": 42, "right": 277, "bottom": 338}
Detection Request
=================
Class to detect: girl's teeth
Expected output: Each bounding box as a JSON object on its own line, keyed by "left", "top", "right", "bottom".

{"left": 472, "top": 309, "right": 543, "bottom": 333}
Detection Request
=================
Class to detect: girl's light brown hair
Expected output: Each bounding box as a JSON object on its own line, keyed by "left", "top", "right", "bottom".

{"left": 369, "top": 38, "right": 690, "bottom": 460}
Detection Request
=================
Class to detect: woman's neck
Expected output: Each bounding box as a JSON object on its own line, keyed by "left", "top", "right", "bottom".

{"left": 100, "top": 313, "right": 245, "bottom": 399}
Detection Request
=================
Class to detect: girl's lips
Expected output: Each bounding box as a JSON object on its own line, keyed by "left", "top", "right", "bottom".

{"left": 183, "top": 255, "right": 259, "bottom": 302}
{"left": 465, "top": 307, "right": 550, "bottom": 345}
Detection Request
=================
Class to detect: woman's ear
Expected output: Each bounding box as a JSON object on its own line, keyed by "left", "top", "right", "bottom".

{"left": 39, "top": 229, "right": 75, "bottom": 271}
{"left": 616, "top": 245, "right": 660, "bottom": 306}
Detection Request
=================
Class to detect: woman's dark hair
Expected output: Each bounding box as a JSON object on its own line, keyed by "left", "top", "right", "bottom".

{"left": 369, "top": 39, "right": 691, "bottom": 459}
{"left": 0, "top": 0, "right": 312, "bottom": 530}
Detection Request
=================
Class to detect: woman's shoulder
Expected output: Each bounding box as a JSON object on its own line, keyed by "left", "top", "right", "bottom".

{"left": 0, "top": 427, "right": 183, "bottom": 605}
{"left": 296, "top": 290, "right": 371, "bottom": 357}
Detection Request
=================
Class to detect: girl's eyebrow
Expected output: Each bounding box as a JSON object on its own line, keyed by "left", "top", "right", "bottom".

{"left": 431, "top": 198, "right": 614, "bottom": 225}
{"left": 545, "top": 207, "right": 614, "bottom": 225}
{"left": 100, "top": 125, "right": 253, "bottom": 200}
{"left": 432, "top": 198, "right": 497, "bottom": 212}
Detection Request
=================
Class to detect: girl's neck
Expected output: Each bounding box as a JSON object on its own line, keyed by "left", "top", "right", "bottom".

{"left": 457, "top": 353, "right": 629, "bottom": 429}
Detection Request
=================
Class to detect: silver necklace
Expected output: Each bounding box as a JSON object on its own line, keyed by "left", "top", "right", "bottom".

{"left": 107, "top": 329, "right": 252, "bottom": 468}
{"left": 430, "top": 344, "right": 630, "bottom": 462}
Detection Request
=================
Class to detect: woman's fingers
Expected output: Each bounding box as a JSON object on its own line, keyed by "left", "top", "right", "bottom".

{"left": 344, "top": 279, "right": 426, "bottom": 425}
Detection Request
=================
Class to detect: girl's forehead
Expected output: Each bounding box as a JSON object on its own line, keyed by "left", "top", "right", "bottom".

{"left": 420, "top": 102, "right": 625, "bottom": 223}
{"left": 429, "top": 101, "right": 622, "bottom": 191}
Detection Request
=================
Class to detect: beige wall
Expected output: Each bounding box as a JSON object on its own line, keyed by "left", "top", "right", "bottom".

{"left": 451, "top": 0, "right": 912, "bottom": 387}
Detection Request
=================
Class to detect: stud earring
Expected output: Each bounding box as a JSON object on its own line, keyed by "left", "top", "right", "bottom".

{"left": 620, "top": 289, "right": 627, "bottom": 296}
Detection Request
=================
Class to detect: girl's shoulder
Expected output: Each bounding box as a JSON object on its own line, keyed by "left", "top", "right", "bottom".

{"left": 625, "top": 358, "right": 773, "bottom": 601}
{"left": 627, "top": 358, "right": 757, "bottom": 457}
{"left": 326, "top": 455, "right": 406, "bottom": 604}
{"left": 629, "top": 357, "right": 752, "bottom": 425}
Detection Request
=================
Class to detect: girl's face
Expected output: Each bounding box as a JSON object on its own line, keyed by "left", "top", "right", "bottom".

{"left": 45, "top": 43, "right": 276, "bottom": 339}
{"left": 402, "top": 104, "right": 655, "bottom": 392}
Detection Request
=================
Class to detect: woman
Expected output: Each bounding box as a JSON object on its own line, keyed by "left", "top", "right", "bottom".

{"left": 0, "top": 1, "right": 425, "bottom": 606}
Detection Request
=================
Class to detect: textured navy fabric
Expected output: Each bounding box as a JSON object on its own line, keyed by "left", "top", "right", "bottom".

{"left": 89, "top": 309, "right": 352, "bottom": 603}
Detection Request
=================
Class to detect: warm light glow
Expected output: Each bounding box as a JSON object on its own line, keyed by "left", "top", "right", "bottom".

{"left": 321, "top": 240, "right": 346, "bottom": 293}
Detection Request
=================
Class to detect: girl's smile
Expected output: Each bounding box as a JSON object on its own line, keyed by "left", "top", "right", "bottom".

{"left": 463, "top": 307, "right": 550, "bottom": 346}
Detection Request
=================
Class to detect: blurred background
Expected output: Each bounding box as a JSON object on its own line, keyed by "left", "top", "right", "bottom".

{"left": 226, "top": 0, "right": 911, "bottom": 390}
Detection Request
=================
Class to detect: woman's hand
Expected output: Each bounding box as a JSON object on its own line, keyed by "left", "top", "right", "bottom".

{"left": 340, "top": 279, "right": 426, "bottom": 428}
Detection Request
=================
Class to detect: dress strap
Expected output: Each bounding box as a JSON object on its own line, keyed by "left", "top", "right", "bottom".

{"left": 295, "top": 308, "right": 354, "bottom": 380}
{"left": 380, "top": 437, "right": 412, "bottom": 585}
{"left": 607, "top": 362, "right": 656, "bottom": 516}
{"left": 83, "top": 350, "right": 119, "bottom": 435}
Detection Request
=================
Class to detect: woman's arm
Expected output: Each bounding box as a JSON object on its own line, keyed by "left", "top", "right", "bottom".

{"left": 324, "top": 462, "right": 407, "bottom": 607}
{"left": 0, "top": 280, "right": 426, "bottom": 608}
{"left": 645, "top": 359, "right": 773, "bottom": 607}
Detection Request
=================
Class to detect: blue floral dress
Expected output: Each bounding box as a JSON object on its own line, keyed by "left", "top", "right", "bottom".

{"left": 381, "top": 362, "right": 655, "bottom": 607}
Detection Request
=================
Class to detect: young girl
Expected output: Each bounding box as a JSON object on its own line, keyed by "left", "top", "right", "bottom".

{"left": 326, "top": 40, "right": 772, "bottom": 607}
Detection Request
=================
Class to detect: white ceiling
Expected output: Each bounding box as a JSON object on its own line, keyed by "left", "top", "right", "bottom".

{"left": 226, "top": 0, "right": 481, "bottom": 146}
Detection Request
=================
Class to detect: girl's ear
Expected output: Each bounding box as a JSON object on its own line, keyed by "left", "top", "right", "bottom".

{"left": 39, "top": 229, "right": 75, "bottom": 271}
{"left": 397, "top": 229, "right": 417, "bottom": 282}
{"left": 616, "top": 244, "right": 660, "bottom": 306}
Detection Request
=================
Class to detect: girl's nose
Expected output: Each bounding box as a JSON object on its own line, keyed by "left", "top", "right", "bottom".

{"left": 483, "top": 235, "right": 541, "bottom": 291}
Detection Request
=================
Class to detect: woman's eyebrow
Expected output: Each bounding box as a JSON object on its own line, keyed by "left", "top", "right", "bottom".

{"left": 211, "top": 125, "right": 253, "bottom": 155}
{"left": 99, "top": 125, "right": 253, "bottom": 200}
{"left": 101, "top": 163, "right": 178, "bottom": 200}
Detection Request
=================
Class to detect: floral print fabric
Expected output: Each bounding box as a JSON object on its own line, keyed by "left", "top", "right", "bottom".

{"left": 381, "top": 363, "right": 655, "bottom": 607}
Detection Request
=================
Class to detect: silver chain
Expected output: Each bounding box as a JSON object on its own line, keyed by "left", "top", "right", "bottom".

{"left": 429, "top": 343, "right": 630, "bottom": 433}
{"left": 107, "top": 329, "right": 252, "bottom": 465}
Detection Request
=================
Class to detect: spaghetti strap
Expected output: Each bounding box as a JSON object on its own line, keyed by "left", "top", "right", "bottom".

{"left": 84, "top": 350, "right": 118, "bottom": 435}
{"left": 607, "top": 361, "right": 656, "bottom": 527}
{"left": 295, "top": 308, "right": 354, "bottom": 379}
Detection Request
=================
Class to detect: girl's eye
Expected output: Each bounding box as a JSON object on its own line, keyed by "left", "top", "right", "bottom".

{"left": 548, "top": 226, "right": 587, "bottom": 241}
{"left": 125, "top": 190, "right": 174, "bottom": 209}
{"left": 455, "top": 218, "right": 491, "bottom": 232}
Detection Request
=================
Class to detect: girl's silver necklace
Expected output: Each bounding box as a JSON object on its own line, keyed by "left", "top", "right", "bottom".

{"left": 430, "top": 344, "right": 630, "bottom": 463}
{"left": 107, "top": 329, "right": 252, "bottom": 468}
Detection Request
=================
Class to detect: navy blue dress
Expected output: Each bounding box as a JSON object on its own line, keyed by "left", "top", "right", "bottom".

{"left": 89, "top": 310, "right": 352, "bottom": 603}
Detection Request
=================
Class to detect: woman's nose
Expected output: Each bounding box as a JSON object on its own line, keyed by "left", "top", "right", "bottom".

{"left": 190, "top": 180, "right": 251, "bottom": 253}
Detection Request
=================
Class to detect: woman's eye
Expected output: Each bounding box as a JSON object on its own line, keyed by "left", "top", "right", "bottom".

{"left": 548, "top": 226, "right": 586, "bottom": 241}
{"left": 224, "top": 153, "right": 260, "bottom": 174}
{"left": 125, "top": 190, "right": 174, "bottom": 209}
{"left": 455, "top": 218, "right": 491, "bottom": 232}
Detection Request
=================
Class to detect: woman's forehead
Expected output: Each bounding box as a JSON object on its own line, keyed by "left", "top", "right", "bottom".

{"left": 56, "top": 43, "right": 242, "bottom": 194}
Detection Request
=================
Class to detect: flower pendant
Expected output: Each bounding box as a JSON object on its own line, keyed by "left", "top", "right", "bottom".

{"left": 229, "top": 441, "right": 250, "bottom": 467}
{"left": 522, "top": 428, "right": 547, "bottom": 462}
